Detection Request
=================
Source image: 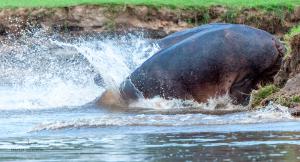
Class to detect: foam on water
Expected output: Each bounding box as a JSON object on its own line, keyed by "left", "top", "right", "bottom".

{"left": 32, "top": 103, "right": 296, "bottom": 131}
{"left": 129, "top": 94, "right": 242, "bottom": 110}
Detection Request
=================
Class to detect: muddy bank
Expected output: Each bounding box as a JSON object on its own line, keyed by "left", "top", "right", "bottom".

{"left": 275, "top": 34, "right": 300, "bottom": 87}
{"left": 0, "top": 5, "right": 299, "bottom": 38}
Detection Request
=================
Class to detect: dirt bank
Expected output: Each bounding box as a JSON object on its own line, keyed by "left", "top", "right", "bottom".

{"left": 0, "top": 5, "right": 299, "bottom": 38}
{"left": 275, "top": 34, "right": 300, "bottom": 87}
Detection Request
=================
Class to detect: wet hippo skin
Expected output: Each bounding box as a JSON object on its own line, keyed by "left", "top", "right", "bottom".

{"left": 99, "top": 23, "right": 286, "bottom": 107}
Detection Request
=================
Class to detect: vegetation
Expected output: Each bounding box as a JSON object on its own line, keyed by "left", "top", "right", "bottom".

{"left": 292, "top": 95, "right": 300, "bottom": 103}
{"left": 0, "top": 0, "right": 298, "bottom": 10}
{"left": 272, "top": 95, "right": 300, "bottom": 107}
{"left": 250, "top": 87, "right": 300, "bottom": 108}
{"left": 251, "top": 84, "right": 279, "bottom": 108}
{"left": 281, "top": 25, "right": 300, "bottom": 58}
{"left": 285, "top": 25, "right": 300, "bottom": 40}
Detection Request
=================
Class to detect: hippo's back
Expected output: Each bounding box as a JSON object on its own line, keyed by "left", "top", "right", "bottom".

{"left": 158, "top": 23, "right": 230, "bottom": 49}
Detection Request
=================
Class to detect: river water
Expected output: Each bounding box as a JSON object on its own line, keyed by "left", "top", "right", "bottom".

{"left": 0, "top": 31, "right": 300, "bottom": 161}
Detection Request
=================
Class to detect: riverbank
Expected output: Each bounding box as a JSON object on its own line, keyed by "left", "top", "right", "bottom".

{"left": 0, "top": 5, "right": 299, "bottom": 38}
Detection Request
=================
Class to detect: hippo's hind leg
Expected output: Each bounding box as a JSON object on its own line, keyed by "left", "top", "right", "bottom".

{"left": 229, "top": 77, "right": 257, "bottom": 106}
{"left": 120, "top": 78, "right": 144, "bottom": 102}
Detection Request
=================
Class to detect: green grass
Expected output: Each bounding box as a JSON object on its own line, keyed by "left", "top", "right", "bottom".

{"left": 273, "top": 95, "right": 300, "bottom": 107}
{"left": 291, "top": 96, "right": 300, "bottom": 103}
{"left": 285, "top": 25, "right": 300, "bottom": 39}
{"left": 282, "top": 25, "right": 300, "bottom": 58}
{"left": 251, "top": 84, "right": 279, "bottom": 107}
{"left": 0, "top": 0, "right": 299, "bottom": 9}
{"left": 251, "top": 83, "right": 300, "bottom": 108}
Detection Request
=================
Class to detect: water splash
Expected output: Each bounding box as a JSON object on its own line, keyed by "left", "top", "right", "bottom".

{"left": 0, "top": 30, "right": 159, "bottom": 109}
{"left": 129, "top": 94, "right": 243, "bottom": 110}
{"left": 51, "top": 34, "right": 160, "bottom": 88}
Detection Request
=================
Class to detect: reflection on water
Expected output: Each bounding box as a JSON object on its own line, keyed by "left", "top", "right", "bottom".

{"left": 1, "top": 132, "right": 300, "bottom": 161}
{"left": 0, "top": 105, "right": 299, "bottom": 161}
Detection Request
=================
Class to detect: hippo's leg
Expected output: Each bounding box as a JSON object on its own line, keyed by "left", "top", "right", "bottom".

{"left": 229, "top": 77, "right": 257, "bottom": 105}
{"left": 120, "top": 79, "right": 144, "bottom": 103}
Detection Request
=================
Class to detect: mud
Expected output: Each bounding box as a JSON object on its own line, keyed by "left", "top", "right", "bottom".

{"left": 0, "top": 5, "right": 299, "bottom": 38}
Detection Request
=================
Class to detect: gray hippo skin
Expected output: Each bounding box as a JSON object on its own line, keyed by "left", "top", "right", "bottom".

{"left": 157, "top": 23, "right": 230, "bottom": 49}
{"left": 100, "top": 23, "right": 286, "bottom": 107}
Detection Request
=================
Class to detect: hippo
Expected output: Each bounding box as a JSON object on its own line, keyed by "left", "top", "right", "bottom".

{"left": 98, "top": 23, "right": 285, "bottom": 107}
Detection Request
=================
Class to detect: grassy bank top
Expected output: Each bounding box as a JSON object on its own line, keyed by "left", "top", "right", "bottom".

{"left": 288, "top": 25, "right": 300, "bottom": 36}
{"left": 0, "top": 0, "right": 299, "bottom": 10}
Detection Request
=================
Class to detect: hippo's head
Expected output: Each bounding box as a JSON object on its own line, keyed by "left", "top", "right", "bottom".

{"left": 259, "top": 38, "right": 286, "bottom": 84}
{"left": 230, "top": 37, "right": 286, "bottom": 105}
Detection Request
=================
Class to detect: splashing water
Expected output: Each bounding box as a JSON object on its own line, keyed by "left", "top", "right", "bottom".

{"left": 51, "top": 34, "right": 159, "bottom": 88}
{"left": 0, "top": 31, "right": 160, "bottom": 109}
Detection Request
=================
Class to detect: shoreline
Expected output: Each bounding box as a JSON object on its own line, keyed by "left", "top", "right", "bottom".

{"left": 0, "top": 5, "right": 298, "bottom": 38}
